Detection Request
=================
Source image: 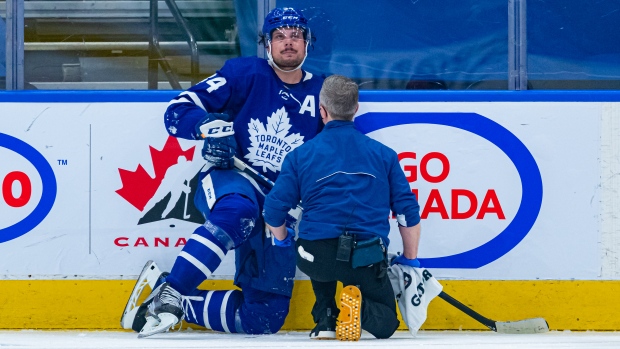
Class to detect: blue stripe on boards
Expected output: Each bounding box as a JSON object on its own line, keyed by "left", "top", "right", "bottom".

{"left": 3, "top": 90, "right": 620, "bottom": 104}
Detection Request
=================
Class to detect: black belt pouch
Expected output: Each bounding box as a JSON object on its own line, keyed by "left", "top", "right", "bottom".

{"left": 351, "top": 236, "right": 385, "bottom": 268}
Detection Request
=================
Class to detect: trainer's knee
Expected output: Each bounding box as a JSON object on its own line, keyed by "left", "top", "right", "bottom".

{"left": 361, "top": 300, "right": 400, "bottom": 339}
{"left": 208, "top": 193, "right": 259, "bottom": 249}
{"left": 371, "top": 320, "right": 399, "bottom": 339}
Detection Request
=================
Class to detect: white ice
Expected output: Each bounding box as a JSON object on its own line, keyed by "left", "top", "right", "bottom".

{"left": 1, "top": 330, "right": 620, "bottom": 349}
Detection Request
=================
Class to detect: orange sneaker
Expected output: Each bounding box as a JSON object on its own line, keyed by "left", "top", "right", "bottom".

{"left": 336, "top": 285, "right": 362, "bottom": 341}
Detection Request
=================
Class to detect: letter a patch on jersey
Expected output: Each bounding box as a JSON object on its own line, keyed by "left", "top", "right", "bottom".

{"left": 245, "top": 107, "right": 305, "bottom": 173}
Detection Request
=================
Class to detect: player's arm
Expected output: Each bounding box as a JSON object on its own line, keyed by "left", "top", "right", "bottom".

{"left": 164, "top": 69, "right": 234, "bottom": 140}
{"left": 164, "top": 65, "right": 242, "bottom": 168}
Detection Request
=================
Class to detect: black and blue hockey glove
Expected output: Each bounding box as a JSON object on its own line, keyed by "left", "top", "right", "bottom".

{"left": 195, "top": 113, "right": 237, "bottom": 169}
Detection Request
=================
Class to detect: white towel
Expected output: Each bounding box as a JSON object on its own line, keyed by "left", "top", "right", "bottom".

{"left": 388, "top": 264, "right": 443, "bottom": 337}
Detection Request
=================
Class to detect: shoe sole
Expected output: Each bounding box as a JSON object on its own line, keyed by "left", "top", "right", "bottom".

{"left": 336, "top": 285, "right": 362, "bottom": 341}
{"left": 310, "top": 330, "right": 336, "bottom": 340}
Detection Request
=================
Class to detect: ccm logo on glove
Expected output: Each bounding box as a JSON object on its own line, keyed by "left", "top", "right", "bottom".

{"left": 199, "top": 119, "right": 235, "bottom": 138}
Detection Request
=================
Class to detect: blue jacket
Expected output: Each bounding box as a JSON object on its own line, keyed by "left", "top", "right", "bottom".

{"left": 263, "top": 120, "right": 420, "bottom": 246}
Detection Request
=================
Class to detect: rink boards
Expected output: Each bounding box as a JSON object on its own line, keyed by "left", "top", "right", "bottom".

{"left": 1, "top": 90, "right": 620, "bottom": 330}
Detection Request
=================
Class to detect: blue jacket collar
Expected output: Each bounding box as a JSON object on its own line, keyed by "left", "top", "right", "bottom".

{"left": 324, "top": 119, "right": 354, "bottom": 129}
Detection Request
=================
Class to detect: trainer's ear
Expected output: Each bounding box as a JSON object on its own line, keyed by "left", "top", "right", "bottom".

{"left": 319, "top": 105, "right": 328, "bottom": 124}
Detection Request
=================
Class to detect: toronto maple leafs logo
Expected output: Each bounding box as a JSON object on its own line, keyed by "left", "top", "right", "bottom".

{"left": 246, "top": 107, "right": 304, "bottom": 172}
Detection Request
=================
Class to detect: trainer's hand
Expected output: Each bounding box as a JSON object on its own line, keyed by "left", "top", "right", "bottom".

{"left": 273, "top": 228, "right": 295, "bottom": 247}
{"left": 195, "top": 113, "right": 237, "bottom": 169}
{"left": 391, "top": 254, "right": 421, "bottom": 268}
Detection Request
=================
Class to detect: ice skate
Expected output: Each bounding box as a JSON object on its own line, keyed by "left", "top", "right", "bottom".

{"left": 121, "top": 260, "right": 167, "bottom": 330}
{"left": 336, "top": 285, "right": 362, "bottom": 341}
{"left": 138, "top": 282, "right": 184, "bottom": 338}
{"left": 125, "top": 271, "right": 170, "bottom": 332}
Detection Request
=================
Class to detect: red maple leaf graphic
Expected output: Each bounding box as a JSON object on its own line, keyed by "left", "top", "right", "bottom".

{"left": 116, "top": 136, "right": 195, "bottom": 211}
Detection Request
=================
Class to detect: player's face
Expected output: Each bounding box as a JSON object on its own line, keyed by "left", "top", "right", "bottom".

{"left": 269, "top": 27, "right": 307, "bottom": 70}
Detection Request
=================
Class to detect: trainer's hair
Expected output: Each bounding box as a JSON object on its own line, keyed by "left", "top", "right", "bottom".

{"left": 319, "top": 75, "right": 359, "bottom": 121}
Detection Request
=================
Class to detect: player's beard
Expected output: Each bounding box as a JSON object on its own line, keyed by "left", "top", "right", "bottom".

{"left": 273, "top": 49, "right": 305, "bottom": 70}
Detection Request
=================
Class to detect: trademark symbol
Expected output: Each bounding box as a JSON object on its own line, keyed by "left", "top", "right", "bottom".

{"left": 57, "top": 159, "right": 68, "bottom": 165}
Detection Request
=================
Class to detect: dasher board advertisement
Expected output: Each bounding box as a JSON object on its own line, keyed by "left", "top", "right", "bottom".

{"left": 0, "top": 97, "right": 600, "bottom": 280}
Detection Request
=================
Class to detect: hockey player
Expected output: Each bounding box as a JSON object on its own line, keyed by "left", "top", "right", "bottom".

{"left": 121, "top": 7, "right": 324, "bottom": 337}
{"left": 263, "top": 75, "right": 423, "bottom": 341}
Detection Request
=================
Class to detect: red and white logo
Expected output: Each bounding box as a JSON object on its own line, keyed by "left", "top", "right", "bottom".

{"left": 114, "top": 136, "right": 205, "bottom": 248}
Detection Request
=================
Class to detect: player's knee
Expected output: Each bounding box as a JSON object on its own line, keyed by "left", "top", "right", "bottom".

{"left": 239, "top": 294, "right": 290, "bottom": 334}
{"left": 242, "top": 311, "right": 288, "bottom": 335}
{"left": 209, "top": 193, "right": 259, "bottom": 248}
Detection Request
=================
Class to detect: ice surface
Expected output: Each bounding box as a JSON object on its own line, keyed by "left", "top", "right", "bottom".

{"left": 2, "top": 330, "right": 620, "bottom": 349}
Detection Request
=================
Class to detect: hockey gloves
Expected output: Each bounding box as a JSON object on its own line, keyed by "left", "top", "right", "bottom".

{"left": 195, "top": 113, "right": 237, "bottom": 169}
{"left": 391, "top": 254, "right": 421, "bottom": 268}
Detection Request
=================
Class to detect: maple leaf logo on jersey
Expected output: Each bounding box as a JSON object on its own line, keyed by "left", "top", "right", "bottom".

{"left": 245, "top": 107, "right": 304, "bottom": 172}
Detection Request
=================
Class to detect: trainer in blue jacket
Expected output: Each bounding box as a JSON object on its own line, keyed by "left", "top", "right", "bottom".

{"left": 264, "top": 74, "right": 423, "bottom": 341}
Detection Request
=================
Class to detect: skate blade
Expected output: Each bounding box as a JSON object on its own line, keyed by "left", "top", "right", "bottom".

{"left": 120, "top": 261, "right": 162, "bottom": 329}
{"left": 141, "top": 315, "right": 160, "bottom": 331}
{"left": 138, "top": 314, "right": 178, "bottom": 338}
{"left": 336, "top": 286, "right": 362, "bottom": 341}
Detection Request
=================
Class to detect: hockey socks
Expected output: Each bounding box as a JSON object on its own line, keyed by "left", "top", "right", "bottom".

{"left": 183, "top": 289, "right": 244, "bottom": 333}
{"left": 167, "top": 223, "right": 228, "bottom": 295}
{"left": 168, "top": 193, "right": 258, "bottom": 295}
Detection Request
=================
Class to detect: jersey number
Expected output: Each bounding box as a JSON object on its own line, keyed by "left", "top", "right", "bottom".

{"left": 205, "top": 76, "right": 227, "bottom": 93}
